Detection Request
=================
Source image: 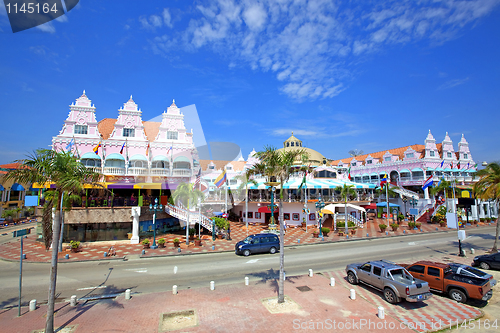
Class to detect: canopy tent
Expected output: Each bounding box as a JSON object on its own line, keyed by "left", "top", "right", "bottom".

{"left": 321, "top": 203, "right": 366, "bottom": 214}
{"left": 376, "top": 202, "right": 400, "bottom": 207}
{"left": 362, "top": 203, "right": 377, "bottom": 210}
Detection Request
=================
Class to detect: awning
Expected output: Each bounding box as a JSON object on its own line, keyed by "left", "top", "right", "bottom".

{"left": 152, "top": 155, "right": 169, "bottom": 162}
{"left": 31, "top": 182, "right": 55, "bottom": 189}
{"left": 82, "top": 182, "right": 109, "bottom": 189}
{"left": 399, "top": 169, "right": 410, "bottom": 173}
{"left": 258, "top": 206, "right": 279, "bottom": 214}
{"left": 411, "top": 168, "right": 423, "bottom": 172}
{"left": 11, "top": 183, "right": 25, "bottom": 191}
{"left": 0, "top": 185, "right": 4, "bottom": 191}
{"left": 321, "top": 203, "right": 366, "bottom": 214}
{"left": 174, "top": 156, "right": 190, "bottom": 163}
{"left": 106, "top": 153, "right": 125, "bottom": 161}
{"left": 107, "top": 182, "right": 136, "bottom": 189}
{"left": 81, "top": 152, "right": 101, "bottom": 159}
{"left": 363, "top": 203, "right": 377, "bottom": 210}
{"left": 376, "top": 202, "right": 400, "bottom": 207}
{"left": 129, "top": 154, "right": 148, "bottom": 161}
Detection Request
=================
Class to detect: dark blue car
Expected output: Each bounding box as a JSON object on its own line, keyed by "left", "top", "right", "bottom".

{"left": 235, "top": 233, "right": 280, "bottom": 256}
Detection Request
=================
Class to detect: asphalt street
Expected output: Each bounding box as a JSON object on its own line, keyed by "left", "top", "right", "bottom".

{"left": 0, "top": 226, "right": 496, "bottom": 309}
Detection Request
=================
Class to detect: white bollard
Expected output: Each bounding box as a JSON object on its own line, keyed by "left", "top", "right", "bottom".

{"left": 245, "top": 277, "right": 249, "bottom": 286}
{"left": 378, "top": 306, "right": 385, "bottom": 319}
{"left": 125, "top": 289, "right": 131, "bottom": 300}
{"left": 174, "top": 266, "right": 178, "bottom": 274}
{"left": 172, "top": 285, "right": 177, "bottom": 295}
{"left": 330, "top": 277, "right": 335, "bottom": 287}
{"left": 309, "top": 269, "right": 313, "bottom": 277}
{"left": 70, "top": 295, "right": 77, "bottom": 307}
{"left": 210, "top": 281, "right": 215, "bottom": 291}
{"left": 283, "top": 272, "right": 286, "bottom": 280}
{"left": 29, "top": 299, "right": 36, "bottom": 312}
{"left": 471, "top": 248, "right": 475, "bottom": 254}
{"left": 350, "top": 289, "right": 356, "bottom": 300}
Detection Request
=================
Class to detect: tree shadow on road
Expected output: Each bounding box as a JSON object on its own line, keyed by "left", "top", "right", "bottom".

{"left": 247, "top": 268, "right": 300, "bottom": 295}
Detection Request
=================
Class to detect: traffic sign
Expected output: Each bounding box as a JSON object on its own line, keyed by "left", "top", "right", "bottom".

{"left": 12, "top": 229, "right": 31, "bottom": 237}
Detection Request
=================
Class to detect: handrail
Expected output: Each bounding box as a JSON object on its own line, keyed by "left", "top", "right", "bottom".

{"left": 415, "top": 203, "right": 433, "bottom": 221}
{"left": 333, "top": 213, "right": 364, "bottom": 230}
{"left": 164, "top": 203, "right": 214, "bottom": 233}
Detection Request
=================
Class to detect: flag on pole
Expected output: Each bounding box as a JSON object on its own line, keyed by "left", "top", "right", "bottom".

{"left": 215, "top": 169, "right": 227, "bottom": 188}
{"left": 146, "top": 142, "right": 150, "bottom": 156}
{"left": 347, "top": 166, "right": 351, "bottom": 181}
{"left": 166, "top": 146, "right": 172, "bottom": 154}
{"left": 457, "top": 161, "right": 461, "bottom": 169}
{"left": 466, "top": 162, "right": 470, "bottom": 170}
{"left": 93, "top": 142, "right": 101, "bottom": 155}
{"left": 422, "top": 175, "right": 433, "bottom": 190}
{"left": 194, "top": 169, "right": 202, "bottom": 186}
{"left": 380, "top": 173, "right": 388, "bottom": 187}
{"left": 120, "top": 142, "right": 126, "bottom": 154}
{"left": 298, "top": 170, "right": 308, "bottom": 190}
{"left": 65, "top": 139, "right": 74, "bottom": 151}
{"left": 439, "top": 160, "right": 444, "bottom": 168}
{"left": 451, "top": 161, "right": 453, "bottom": 169}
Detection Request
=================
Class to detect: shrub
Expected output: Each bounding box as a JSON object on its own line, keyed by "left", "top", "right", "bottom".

{"left": 416, "top": 222, "right": 422, "bottom": 228}
{"left": 213, "top": 217, "right": 228, "bottom": 230}
{"left": 70, "top": 240, "right": 80, "bottom": 249}
{"left": 157, "top": 238, "right": 166, "bottom": 245}
{"left": 398, "top": 213, "right": 405, "bottom": 221}
{"left": 173, "top": 238, "right": 180, "bottom": 243}
{"left": 142, "top": 239, "right": 150, "bottom": 245}
{"left": 321, "top": 227, "right": 330, "bottom": 234}
{"left": 336, "top": 221, "right": 356, "bottom": 228}
{"left": 379, "top": 224, "right": 388, "bottom": 230}
{"left": 189, "top": 228, "right": 196, "bottom": 236}
{"left": 390, "top": 223, "right": 399, "bottom": 229}
{"left": 408, "top": 222, "right": 416, "bottom": 228}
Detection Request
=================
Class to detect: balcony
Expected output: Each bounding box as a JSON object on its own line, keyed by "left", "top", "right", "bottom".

{"left": 151, "top": 168, "right": 170, "bottom": 176}
{"left": 103, "top": 167, "right": 126, "bottom": 175}
{"left": 172, "top": 169, "right": 192, "bottom": 177}
{"left": 128, "top": 167, "right": 148, "bottom": 175}
{"left": 85, "top": 166, "right": 102, "bottom": 173}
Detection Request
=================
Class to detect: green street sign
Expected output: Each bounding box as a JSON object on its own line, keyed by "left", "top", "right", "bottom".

{"left": 12, "top": 229, "right": 31, "bottom": 237}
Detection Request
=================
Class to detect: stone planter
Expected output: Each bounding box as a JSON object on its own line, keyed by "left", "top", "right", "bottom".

{"left": 71, "top": 247, "right": 79, "bottom": 253}
{"left": 350, "top": 229, "right": 357, "bottom": 235}
{"left": 312, "top": 232, "right": 319, "bottom": 238}
{"left": 391, "top": 226, "right": 398, "bottom": 232}
{"left": 217, "top": 234, "right": 223, "bottom": 240}
{"left": 194, "top": 239, "right": 202, "bottom": 246}
{"left": 173, "top": 241, "right": 180, "bottom": 248}
{"left": 158, "top": 243, "right": 166, "bottom": 248}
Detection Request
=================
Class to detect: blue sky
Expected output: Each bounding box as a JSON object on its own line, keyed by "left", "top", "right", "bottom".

{"left": 1, "top": 0, "right": 500, "bottom": 165}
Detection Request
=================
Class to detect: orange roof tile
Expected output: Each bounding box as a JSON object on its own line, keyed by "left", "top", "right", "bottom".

{"left": 142, "top": 121, "right": 160, "bottom": 142}
{"left": 330, "top": 144, "right": 427, "bottom": 166}
{"left": 0, "top": 162, "right": 21, "bottom": 169}
{"left": 97, "top": 118, "right": 117, "bottom": 140}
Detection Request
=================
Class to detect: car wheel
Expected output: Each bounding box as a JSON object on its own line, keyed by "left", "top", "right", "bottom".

{"left": 347, "top": 272, "right": 358, "bottom": 285}
{"left": 479, "top": 262, "right": 491, "bottom": 270}
{"left": 449, "top": 289, "right": 467, "bottom": 303}
{"left": 243, "top": 249, "right": 250, "bottom": 257}
{"left": 384, "top": 288, "right": 400, "bottom": 304}
{"left": 269, "top": 247, "right": 277, "bottom": 254}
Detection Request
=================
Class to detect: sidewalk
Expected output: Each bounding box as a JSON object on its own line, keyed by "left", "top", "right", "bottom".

{"left": 0, "top": 219, "right": 494, "bottom": 263}
{"left": 0, "top": 251, "right": 492, "bottom": 333}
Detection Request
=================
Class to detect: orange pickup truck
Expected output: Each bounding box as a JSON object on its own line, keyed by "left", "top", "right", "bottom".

{"left": 405, "top": 261, "right": 493, "bottom": 303}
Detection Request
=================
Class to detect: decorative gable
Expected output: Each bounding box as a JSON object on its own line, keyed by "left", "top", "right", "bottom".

{"left": 441, "top": 132, "right": 456, "bottom": 161}
{"left": 457, "top": 134, "right": 473, "bottom": 162}
{"left": 424, "top": 129, "right": 439, "bottom": 159}
{"left": 110, "top": 96, "right": 147, "bottom": 141}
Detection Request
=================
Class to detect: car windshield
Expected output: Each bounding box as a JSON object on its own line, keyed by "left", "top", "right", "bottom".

{"left": 242, "top": 236, "right": 254, "bottom": 244}
{"left": 463, "top": 266, "right": 488, "bottom": 277}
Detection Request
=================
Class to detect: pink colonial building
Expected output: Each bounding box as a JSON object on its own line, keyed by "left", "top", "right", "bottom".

{"left": 331, "top": 130, "right": 477, "bottom": 200}
{"left": 52, "top": 91, "right": 200, "bottom": 187}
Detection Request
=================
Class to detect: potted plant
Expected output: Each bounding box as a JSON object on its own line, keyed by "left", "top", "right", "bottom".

{"left": 70, "top": 240, "right": 80, "bottom": 253}
{"left": 189, "top": 228, "right": 196, "bottom": 240}
{"left": 157, "top": 238, "right": 166, "bottom": 248}
{"left": 379, "top": 223, "right": 388, "bottom": 233}
{"left": 390, "top": 223, "right": 399, "bottom": 231}
{"left": 350, "top": 227, "right": 357, "bottom": 235}
{"left": 439, "top": 220, "right": 446, "bottom": 227}
{"left": 312, "top": 229, "right": 319, "bottom": 238}
{"left": 194, "top": 237, "right": 202, "bottom": 246}
{"left": 416, "top": 222, "right": 422, "bottom": 230}
{"left": 397, "top": 213, "right": 405, "bottom": 224}
{"left": 173, "top": 238, "right": 180, "bottom": 247}
{"left": 321, "top": 227, "right": 330, "bottom": 236}
{"left": 142, "top": 239, "right": 150, "bottom": 249}
{"left": 301, "top": 218, "right": 306, "bottom": 228}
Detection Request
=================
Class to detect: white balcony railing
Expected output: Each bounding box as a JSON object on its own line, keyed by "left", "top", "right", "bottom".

{"left": 128, "top": 167, "right": 148, "bottom": 175}
{"left": 85, "top": 166, "right": 102, "bottom": 173}
{"left": 151, "top": 168, "right": 170, "bottom": 176}
{"left": 172, "top": 169, "right": 192, "bottom": 177}
{"left": 103, "top": 167, "right": 126, "bottom": 175}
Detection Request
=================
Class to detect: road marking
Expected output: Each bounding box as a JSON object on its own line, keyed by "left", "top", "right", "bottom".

{"left": 125, "top": 268, "right": 148, "bottom": 273}
{"left": 77, "top": 285, "right": 107, "bottom": 291}
{"left": 408, "top": 242, "right": 416, "bottom": 245}
{"left": 246, "top": 259, "right": 259, "bottom": 263}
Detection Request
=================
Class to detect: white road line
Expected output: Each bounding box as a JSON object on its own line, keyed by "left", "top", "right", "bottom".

{"left": 246, "top": 259, "right": 259, "bottom": 263}
{"left": 408, "top": 242, "right": 416, "bottom": 245}
{"left": 77, "top": 286, "right": 107, "bottom": 291}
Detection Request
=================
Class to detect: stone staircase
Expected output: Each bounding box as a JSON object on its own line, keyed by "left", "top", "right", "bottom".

{"left": 333, "top": 213, "right": 364, "bottom": 231}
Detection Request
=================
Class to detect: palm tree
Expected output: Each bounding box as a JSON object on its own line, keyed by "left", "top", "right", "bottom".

{"left": 255, "top": 146, "right": 308, "bottom": 303}
{"left": 235, "top": 170, "right": 258, "bottom": 234}
{"left": 335, "top": 184, "right": 356, "bottom": 235}
{"left": 430, "top": 179, "right": 458, "bottom": 211}
{"left": 3, "top": 149, "right": 101, "bottom": 333}
{"left": 172, "top": 182, "right": 204, "bottom": 245}
{"left": 375, "top": 183, "right": 400, "bottom": 225}
{"left": 474, "top": 162, "right": 500, "bottom": 252}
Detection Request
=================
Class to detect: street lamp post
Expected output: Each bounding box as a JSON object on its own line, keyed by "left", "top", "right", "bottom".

{"left": 402, "top": 197, "right": 408, "bottom": 215}
{"left": 264, "top": 181, "right": 280, "bottom": 232}
{"left": 148, "top": 198, "right": 163, "bottom": 249}
{"left": 315, "top": 194, "right": 325, "bottom": 237}
{"left": 198, "top": 197, "right": 201, "bottom": 239}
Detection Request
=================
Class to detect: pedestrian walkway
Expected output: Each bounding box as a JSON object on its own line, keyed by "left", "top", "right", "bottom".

{"left": 0, "top": 219, "right": 494, "bottom": 263}
{"left": 0, "top": 251, "right": 489, "bottom": 333}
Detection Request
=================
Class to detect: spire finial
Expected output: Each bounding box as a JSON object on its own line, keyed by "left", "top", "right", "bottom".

{"left": 292, "top": 131, "right": 293, "bottom": 136}
{"left": 83, "top": 89, "right": 86, "bottom": 95}
{"left": 130, "top": 95, "right": 133, "bottom": 100}
{"left": 428, "top": 129, "right": 431, "bottom": 134}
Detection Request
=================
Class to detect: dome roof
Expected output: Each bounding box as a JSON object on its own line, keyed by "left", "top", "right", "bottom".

{"left": 277, "top": 146, "right": 326, "bottom": 166}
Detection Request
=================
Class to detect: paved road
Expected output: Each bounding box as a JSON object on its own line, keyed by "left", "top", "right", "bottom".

{"left": 0, "top": 227, "right": 495, "bottom": 309}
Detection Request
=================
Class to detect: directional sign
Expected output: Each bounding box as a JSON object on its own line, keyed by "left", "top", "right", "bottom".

{"left": 12, "top": 229, "right": 31, "bottom": 237}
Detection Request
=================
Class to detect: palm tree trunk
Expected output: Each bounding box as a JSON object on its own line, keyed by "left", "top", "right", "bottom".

{"left": 245, "top": 183, "right": 248, "bottom": 234}
{"left": 278, "top": 187, "right": 285, "bottom": 303}
{"left": 45, "top": 192, "right": 63, "bottom": 333}
{"left": 492, "top": 200, "right": 499, "bottom": 253}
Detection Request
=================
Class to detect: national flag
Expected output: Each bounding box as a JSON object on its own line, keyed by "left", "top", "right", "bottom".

{"left": 422, "top": 175, "right": 433, "bottom": 190}
{"left": 93, "top": 142, "right": 101, "bottom": 155}
{"left": 298, "top": 170, "right": 308, "bottom": 190}
{"left": 120, "top": 142, "right": 126, "bottom": 154}
{"left": 380, "top": 173, "right": 388, "bottom": 187}
{"left": 166, "top": 146, "right": 172, "bottom": 154}
{"left": 347, "top": 166, "right": 351, "bottom": 181}
{"left": 457, "top": 161, "right": 461, "bottom": 169}
{"left": 466, "top": 162, "right": 470, "bottom": 170}
{"left": 214, "top": 169, "right": 227, "bottom": 188}
{"left": 440, "top": 160, "right": 444, "bottom": 168}
{"left": 194, "top": 169, "right": 202, "bottom": 186}
{"left": 146, "top": 142, "right": 150, "bottom": 156}
{"left": 474, "top": 163, "right": 478, "bottom": 168}
{"left": 450, "top": 161, "right": 453, "bottom": 169}
{"left": 65, "top": 139, "right": 74, "bottom": 151}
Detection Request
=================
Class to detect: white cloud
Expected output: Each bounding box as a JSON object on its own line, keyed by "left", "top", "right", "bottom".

{"left": 437, "top": 77, "right": 470, "bottom": 90}
{"left": 272, "top": 129, "right": 317, "bottom": 136}
{"left": 36, "top": 22, "right": 56, "bottom": 33}
{"left": 143, "top": 0, "right": 499, "bottom": 100}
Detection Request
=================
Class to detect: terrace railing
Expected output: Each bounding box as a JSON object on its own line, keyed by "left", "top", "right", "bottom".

{"left": 333, "top": 213, "right": 364, "bottom": 230}
{"left": 164, "top": 203, "right": 213, "bottom": 233}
